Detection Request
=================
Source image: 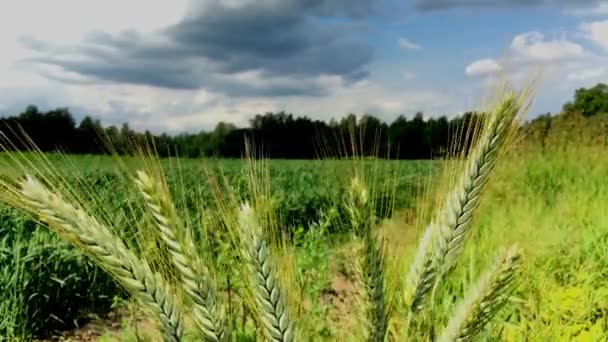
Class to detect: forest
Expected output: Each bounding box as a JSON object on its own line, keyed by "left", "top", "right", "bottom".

{"left": 1, "top": 83, "right": 607, "bottom": 159}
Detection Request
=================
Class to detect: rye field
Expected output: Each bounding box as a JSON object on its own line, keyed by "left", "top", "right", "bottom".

{"left": 1, "top": 95, "right": 608, "bottom": 341}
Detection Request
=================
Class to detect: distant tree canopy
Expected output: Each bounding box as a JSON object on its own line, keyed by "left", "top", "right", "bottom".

{"left": 563, "top": 83, "right": 608, "bottom": 117}
{"left": 2, "top": 83, "right": 604, "bottom": 159}
{"left": 521, "top": 82, "right": 608, "bottom": 148}
{"left": 0, "top": 105, "right": 484, "bottom": 159}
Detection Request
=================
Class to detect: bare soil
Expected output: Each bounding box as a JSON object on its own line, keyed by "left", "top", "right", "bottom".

{"left": 33, "top": 307, "right": 155, "bottom": 342}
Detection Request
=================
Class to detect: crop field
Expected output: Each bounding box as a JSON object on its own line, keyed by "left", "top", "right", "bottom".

{"left": 1, "top": 98, "right": 608, "bottom": 340}
{"left": 1, "top": 144, "right": 607, "bottom": 341}
{"left": 0, "top": 154, "right": 438, "bottom": 340}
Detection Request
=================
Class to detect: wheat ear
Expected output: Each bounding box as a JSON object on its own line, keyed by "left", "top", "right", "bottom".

{"left": 437, "top": 245, "right": 522, "bottom": 342}
{"left": 135, "top": 170, "right": 226, "bottom": 341}
{"left": 347, "top": 176, "right": 388, "bottom": 342}
{"left": 404, "top": 224, "right": 437, "bottom": 314}
{"left": 17, "top": 175, "right": 184, "bottom": 342}
{"left": 434, "top": 93, "right": 521, "bottom": 273}
{"left": 404, "top": 92, "right": 521, "bottom": 314}
{"left": 238, "top": 203, "right": 294, "bottom": 342}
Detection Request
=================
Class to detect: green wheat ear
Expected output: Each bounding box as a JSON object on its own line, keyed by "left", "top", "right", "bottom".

{"left": 346, "top": 176, "right": 389, "bottom": 342}
{"left": 135, "top": 170, "right": 227, "bottom": 341}
{"left": 405, "top": 90, "right": 524, "bottom": 316}
{"left": 17, "top": 175, "right": 184, "bottom": 342}
{"left": 238, "top": 203, "right": 294, "bottom": 342}
{"left": 437, "top": 245, "right": 522, "bottom": 342}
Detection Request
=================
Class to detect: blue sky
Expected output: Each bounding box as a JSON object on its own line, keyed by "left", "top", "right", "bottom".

{"left": 0, "top": 0, "right": 607, "bottom": 133}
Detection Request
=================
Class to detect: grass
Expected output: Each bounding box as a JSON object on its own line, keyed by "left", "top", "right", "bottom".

{"left": 0, "top": 212, "right": 119, "bottom": 339}
{"left": 478, "top": 144, "right": 608, "bottom": 340}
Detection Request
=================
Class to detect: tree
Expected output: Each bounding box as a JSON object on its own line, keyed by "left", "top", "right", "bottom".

{"left": 563, "top": 83, "right": 608, "bottom": 117}
{"left": 72, "top": 116, "right": 103, "bottom": 153}
{"left": 0, "top": 105, "right": 496, "bottom": 159}
{"left": 209, "top": 122, "right": 236, "bottom": 156}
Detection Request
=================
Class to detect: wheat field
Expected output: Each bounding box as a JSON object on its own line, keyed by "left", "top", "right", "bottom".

{"left": 0, "top": 88, "right": 607, "bottom": 341}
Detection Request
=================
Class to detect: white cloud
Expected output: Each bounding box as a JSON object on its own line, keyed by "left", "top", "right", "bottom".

{"left": 465, "top": 58, "right": 501, "bottom": 77}
{"left": 0, "top": 0, "right": 187, "bottom": 38}
{"left": 0, "top": 0, "right": 190, "bottom": 94}
{"left": 272, "top": 78, "right": 456, "bottom": 125}
{"left": 581, "top": 20, "right": 608, "bottom": 49}
{"left": 465, "top": 31, "right": 590, "bottom": 82}
{"left": 0, "top": 0, "right": 238, "bottom": 133}
{"left": 398, "top": 37, "right": 422, "bottom": 50}
{"left": 0, "top": 66, "right": 456, "bottom": 133}
{"left": 160, "top": 80, "right": 456, "bottom": 132}
{"left": 402, "top": 72, "right": 417, "bottom": 80}
{"left": 567, "top": 2, "right": 608, "bottom": 16}
{"left": 12, "top": 1, "right": 593, "bottom": 132}
{"left": 566, "top": 67, "right": 606, "bottom": 81}
{"left": 0, "top": 0, "right": 401, "bottom": 133}
{"left": 510, "top": 32, "right": 585, "bottom": 62}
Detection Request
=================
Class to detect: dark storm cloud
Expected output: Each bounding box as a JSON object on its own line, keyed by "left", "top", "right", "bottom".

{"left": 416, "top": 0, "right": 604, "bottom": 10}
{"left": 21, "top": 0, "right": 375, "bottom": 97}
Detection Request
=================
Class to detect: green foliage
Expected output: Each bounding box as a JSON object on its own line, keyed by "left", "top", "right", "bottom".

{"left": 563, "top": 83, "right": 608, "bottom": 117}
{"left": 467, "top": 144, "right": 608, "bottom": 340}
{"left": 1, "top": 104, "right": 488, "bottom": 160}
{"left": 521, "top": 110, "right": 608, "bottom": 151}
{"left": 294, "top": 228, "right": 333, "bottom": 337}
{"left": 0, "top": 144, "right": 598, "bottom": 341}
{"left": 293, "top": 225, "right": 332, "bottom": 298}
{"left": 0, "top": 158, "right": 429, "bottom": 339}
{"left": 0, "top": 217, "right": 118, "bottom": 340}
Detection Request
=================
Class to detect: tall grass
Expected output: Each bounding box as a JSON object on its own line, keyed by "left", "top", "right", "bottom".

{"left": 469, "top": 143, "right": 608, "bottom": 340}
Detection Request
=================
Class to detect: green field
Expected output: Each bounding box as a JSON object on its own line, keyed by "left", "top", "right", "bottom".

{"left": 0, "top": 154, "right": 436, "bottom": 340}
{"left": 1, "top": 142, "right": 607, "bottom": 341}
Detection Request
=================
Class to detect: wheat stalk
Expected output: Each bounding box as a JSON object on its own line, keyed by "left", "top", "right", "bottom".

{"left": 239, "top": 203, "right": 294, "bottom": 342}
{"left": 16, "top": 175, "right": 184, "bottom": 342}
{"left": 361, "top": 233, "right": 389, "bottom": 342}
{"left": 404, "top": 91, "right": 522, "bottom": 316}
{"left": 347, "top": 176, "right": 389, "bottom": 342}
{"left": 135, "top": 170, "right": 226, "bottom": 341}
{"left": 437, "top": 245, "right": 522, "bottom": 342}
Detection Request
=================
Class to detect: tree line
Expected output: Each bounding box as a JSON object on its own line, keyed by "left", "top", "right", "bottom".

{"left": 1, "top": 83, "right": 606, "bottom": 159}
{"left": 0, "top": 106, "right": 483, "bottom": 159}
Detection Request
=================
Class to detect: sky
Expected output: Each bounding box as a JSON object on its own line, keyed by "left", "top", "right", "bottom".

{"left": 1, "top": 0, "right": 607, "bottom": 134}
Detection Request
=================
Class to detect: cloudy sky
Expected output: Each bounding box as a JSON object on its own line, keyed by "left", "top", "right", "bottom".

{"left": 1, "top": 0, "right": 607, "bottom": 133}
